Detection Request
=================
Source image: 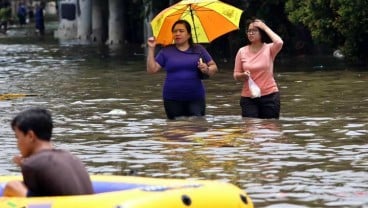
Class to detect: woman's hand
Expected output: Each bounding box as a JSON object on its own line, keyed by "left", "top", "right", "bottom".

{"left": 253, "top": 19, "right": 283, "bottom": 45}
{"left": 146, "top": 36, "right": 161, "bottom": 74}
{"left": 243, "top": 70, "right": 250, "bottom": 78}
{"left": 147, "top": 37, "right": 156, "bottom": 48}
{"left": 198, "top": 58, "right": 209, "bottom": 74}
{"left": 252, "top": 19, "right": 267, "bottom": 30}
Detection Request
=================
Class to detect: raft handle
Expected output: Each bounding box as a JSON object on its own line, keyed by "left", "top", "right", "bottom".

{"left": 240, "top": 194, "right": 248, "bottom": 204}
{"left": 181, "top": 194, "right": 192, "bottom": 206}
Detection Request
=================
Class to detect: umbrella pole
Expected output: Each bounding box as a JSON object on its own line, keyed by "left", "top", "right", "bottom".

{"left": 189, "top": 4, "right": 199, "bottom": 43}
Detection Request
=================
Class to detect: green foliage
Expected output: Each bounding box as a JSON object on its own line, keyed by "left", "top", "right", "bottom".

{"left": 286, "top": 0, "right": 368, "bottom": 64}
{"left": 0, "top": 7, "right": 11, "bottom": 21}
{"left": 138, "top": 0, "right": 366, "bottom": 64}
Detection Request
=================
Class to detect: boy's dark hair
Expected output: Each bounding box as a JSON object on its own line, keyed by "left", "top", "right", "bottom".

{"left": 11, "top": 107, "right": 53, "bottom": 141}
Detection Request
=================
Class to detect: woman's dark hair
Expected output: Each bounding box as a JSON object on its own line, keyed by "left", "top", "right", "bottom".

{"left": 246, "top": 18, "right": 271, "bottom": 43}
{"left": 171, "top": 19, "right": 194, "bottom": 46}
{"left": 11, "top": 107, "right": 53, "bottom": 141}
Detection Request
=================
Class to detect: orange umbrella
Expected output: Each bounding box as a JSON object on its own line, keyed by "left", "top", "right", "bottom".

{"left": 150, "top": 0, "right": 243, "bottom": 45}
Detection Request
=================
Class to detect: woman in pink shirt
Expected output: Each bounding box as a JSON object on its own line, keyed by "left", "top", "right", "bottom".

{"left": 233, "top": 18, "right": 283, "bottom": 119}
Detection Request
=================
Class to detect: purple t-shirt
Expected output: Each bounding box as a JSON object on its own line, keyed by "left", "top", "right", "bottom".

{"left": 155, "top": 44, "right": 213, "bottom": 101}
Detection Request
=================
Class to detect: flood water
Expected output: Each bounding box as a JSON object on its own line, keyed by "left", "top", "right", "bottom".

{"left": 0, "top": 30, "right": 367, "bottom": 208}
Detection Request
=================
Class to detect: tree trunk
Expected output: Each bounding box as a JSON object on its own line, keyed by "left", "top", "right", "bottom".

{"left": 91, "top": 0, "right": 104, "bottom": 43}
{"left": 143, "top": 1, "right": 153, "bottom": 56}
{"left": 106, "top": 0, "right": 124, "bottom": 46}
{"left": 77, "top": 0, "right": 92, "bottom": 43}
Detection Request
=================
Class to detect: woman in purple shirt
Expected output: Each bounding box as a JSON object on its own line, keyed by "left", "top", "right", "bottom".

{"left": 147, "top": 20, "right": 218, "bottom": 120}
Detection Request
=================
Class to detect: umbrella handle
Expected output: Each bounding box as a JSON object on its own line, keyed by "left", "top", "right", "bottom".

{"left": 189, "top": 4, "right": 199, "bottom": 43}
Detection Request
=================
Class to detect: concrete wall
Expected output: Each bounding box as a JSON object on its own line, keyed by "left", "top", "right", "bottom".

{"left": 54, "top": 0, "right": 78, "bottom": 40}
{"left": 55, "top": 0, "right": 125, "bottom": 46}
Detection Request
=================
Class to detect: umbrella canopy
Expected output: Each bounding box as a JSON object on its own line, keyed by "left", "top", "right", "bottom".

{"left": 150, "top": 0, "right": 243, "bottom": 45}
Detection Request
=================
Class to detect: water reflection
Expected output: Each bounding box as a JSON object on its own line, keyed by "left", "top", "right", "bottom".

{"left": 242, "top": 118, "right": 283, "bottom": 139}
{"left": 0, "top": 41, "right": 367, "bottom": 207}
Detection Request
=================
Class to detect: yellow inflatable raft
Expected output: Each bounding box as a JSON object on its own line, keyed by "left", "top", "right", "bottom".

{"left": 0, "top": 175, "right": 253, "bottom": 208}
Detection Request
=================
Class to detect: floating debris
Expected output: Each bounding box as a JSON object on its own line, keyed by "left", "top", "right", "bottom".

{"left": 333, "top": 49, "right": 344, "bottom": 59}
{"left": 0, "top": 93, "right": 37, "bottom": 100}
{"left": 104, "top": 109, "right": 127, "bottom": 116}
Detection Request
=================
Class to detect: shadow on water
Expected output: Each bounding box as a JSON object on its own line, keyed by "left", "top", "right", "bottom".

{"left": 0, "top": 25, "right": 368, "bottom": 208}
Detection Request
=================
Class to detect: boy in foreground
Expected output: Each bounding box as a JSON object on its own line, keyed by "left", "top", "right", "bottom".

{"left": 4, "top": 107, "right": 93, "bottom": 197}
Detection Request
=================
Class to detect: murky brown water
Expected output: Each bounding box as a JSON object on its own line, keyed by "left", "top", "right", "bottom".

{"left": 0, "top": 36, "right": 367, "bottom": 207}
